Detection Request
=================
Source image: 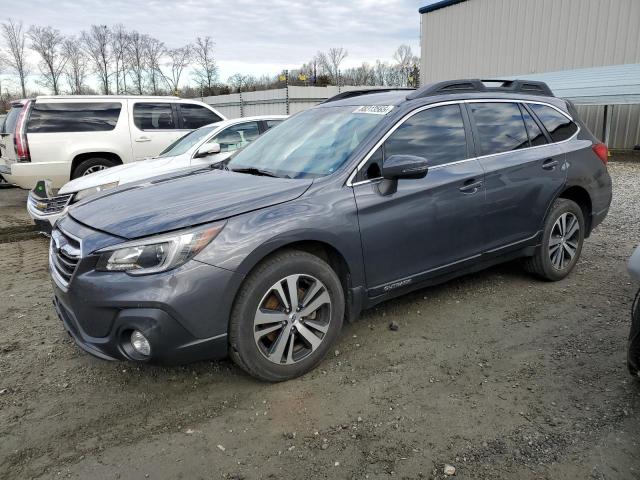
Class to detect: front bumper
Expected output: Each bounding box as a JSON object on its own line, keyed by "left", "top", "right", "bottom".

{"left": 27, "top": 190, "right": 69, "bottom": 228}
{"left": 50, "top": 217, "right": 245, "bottom": 365}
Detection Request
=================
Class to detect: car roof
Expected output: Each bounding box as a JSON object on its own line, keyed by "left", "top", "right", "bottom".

{"left": 35, "top": 95, "right": 182, "bottom": 101}
{"left": 207, "top": 115, "right": 289, "bottom": 128}
{"left": 321, "top": 88, "right": 568, "bottom": 114}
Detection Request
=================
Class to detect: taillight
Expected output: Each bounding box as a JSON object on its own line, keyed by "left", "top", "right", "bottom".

{"left": 592, "top": 143, "right": 608, "bottom": 166}
{"left": 14, "top": 99, "right": 31, "bottom": 162}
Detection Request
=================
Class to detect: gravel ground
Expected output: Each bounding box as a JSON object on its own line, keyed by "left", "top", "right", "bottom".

{"left": 1, "top": 161, "right": 639, "bottom": 480}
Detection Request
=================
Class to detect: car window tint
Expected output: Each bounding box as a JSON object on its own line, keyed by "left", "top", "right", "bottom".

{"left": 265, "top": 120, "right": 283, "bottom": 130}
{"left": 2, "top": 105, "right": 23, "bottom": 134}
{"left": 520, "top": 105, "right": 547, "bottom": 147}
{"left": 384, "top": 104, "right": 468, "bottom": 167}
{"left": 529, "top": 103, "right": 577, "bottom": 142}
{"left": 470, "top": 102, "right": 529, "bottom": 156}
{"left": 180, "top": 104, "right": 222, "bottom": 129}
{"left": 27, "top": 103, "right": 122, "bottom": 133}
{"left": 133, "top": 103, "right": 175, "bottom": 130}
{"left": 208, "top": 122, "right": 260, "bottom": 153}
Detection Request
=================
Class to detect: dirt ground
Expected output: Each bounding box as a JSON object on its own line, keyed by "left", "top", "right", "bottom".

{"left": 1, "top": 161, "right": 639, "bottom": 480}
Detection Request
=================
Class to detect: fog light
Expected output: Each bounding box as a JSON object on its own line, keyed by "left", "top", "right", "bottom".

{"left": 131, "top": 330, "right": 151, "bottom": 356}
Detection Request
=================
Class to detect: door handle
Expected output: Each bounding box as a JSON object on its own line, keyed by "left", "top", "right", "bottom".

{"left": 135, "top": 136, "right": 151, "bottom": 143}
{"left": 542, "top": 158, "right": 559, "bottom": 170}
{"left": 459, "top": 179, "right": 483, "bottom": 194}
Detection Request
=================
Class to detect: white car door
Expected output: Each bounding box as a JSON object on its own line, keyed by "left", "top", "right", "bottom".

{"left": 129, "top": 101, "right": 186, "bottom": 161}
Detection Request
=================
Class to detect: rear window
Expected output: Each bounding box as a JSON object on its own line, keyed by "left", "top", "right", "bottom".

{"left": 2, "top": 104, "right": 23, "bottom": 134}
{"left": 179, "top": 104, "right": 222, "bottom": 129}
{"left": 469, "top": 102, "right": 529, "bottom": 156}
{"left": 27, "top": 102, "right": 121, "bottom": 133}
{"left": 134, "top": 103, "right": 176, "bottom": 130}
{"left": 529, "top": 103, "right": 578, "bottom": 142}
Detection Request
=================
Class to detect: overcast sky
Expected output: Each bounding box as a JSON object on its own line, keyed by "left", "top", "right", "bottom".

{"left": 2, "top": 0, "right": 435, "bottom": 90}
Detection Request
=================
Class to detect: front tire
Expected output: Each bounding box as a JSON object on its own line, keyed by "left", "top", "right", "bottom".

{"left": 72, "top": 157, "right": 118, "bottom": 178}
{"left": 524, "top": 198, "right": 585, "bottom": 281}
{"left": 229, "top": 250, "right": 345, "bottom": 382}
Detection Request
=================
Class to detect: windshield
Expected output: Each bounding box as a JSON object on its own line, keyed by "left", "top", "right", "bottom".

{"left": 158, "top": 124, "right": 219, "bottom": 157}
{"left": 227, "top": 106, "right": 387, "bottom": 178}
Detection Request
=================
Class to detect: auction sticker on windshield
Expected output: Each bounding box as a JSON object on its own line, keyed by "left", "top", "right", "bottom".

{"left": 353, "top": 105, "right": 394, "bottom": 115}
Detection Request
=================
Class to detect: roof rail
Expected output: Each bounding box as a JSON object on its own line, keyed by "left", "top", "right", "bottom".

{"left": 323, "top": 88, "right": 415, "bottom": 104}
{"left": 406, "top": 79, "right": 554, "bottom": 100}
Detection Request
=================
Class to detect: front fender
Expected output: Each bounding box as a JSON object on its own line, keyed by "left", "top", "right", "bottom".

{"left": 195, "top": 188, "right": 366, "bottom": 288}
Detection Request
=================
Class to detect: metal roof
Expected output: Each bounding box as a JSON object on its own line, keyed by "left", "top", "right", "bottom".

{"left": 507, "top": 64, "right": 640, "bottom": 106}
{"left": 419, "top": 0, "right": 468, "bottom": 14}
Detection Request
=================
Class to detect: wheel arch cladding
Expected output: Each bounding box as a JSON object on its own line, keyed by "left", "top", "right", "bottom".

{"left": 239, "top": 239, "right": 352, "bottom": 295}
{"left": 558, "top": 185, "right": 593, "bottom": 235}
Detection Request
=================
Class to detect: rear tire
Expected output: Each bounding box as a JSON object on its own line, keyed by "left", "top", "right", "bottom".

{"left": 72, "top": 157, "right": 118, "bottom": 178}
{"left": 229, "top": 250, "right": 345, "bottom": 382}
{"left": 524, "top": 198, "right": 585, "bottom": 281}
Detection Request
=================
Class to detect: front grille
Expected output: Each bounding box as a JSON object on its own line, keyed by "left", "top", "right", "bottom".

{"left": 49, "top": 228, "right": 81, "bottom": 288}
{"left": 29, "top": 193, "right": 73, "bottom": 214}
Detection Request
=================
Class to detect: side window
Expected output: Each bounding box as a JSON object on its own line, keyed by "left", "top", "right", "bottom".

{"left": 529, "top": 103, "right": 578, "bottom": 142}
{"left": 27, "top": 103, "right": 122, "bottom": 133}
{"left": 520, "top": 105, "right": 547, "bottom": 147}
{"left": 265, "top": 120, "right": 283, "bottom": 130}
{"left": 358, "top": 147, "right": 383, "bottom": 182}
{"left": 384, "top": 104, "right": 468, "bottom": 167}
{"left": 208, "top": 122, "right": 260, "bottom": 153}
{"left": 469, "top": 102, "right": 529, "bottom": 156}
{"left": 180, "top": 104, "right": 222, "bottom": 129}
{"left": 133, "top": 103, "right": 175, "bottom": 130}
{"left": 2, "top": 105, "right": 23, "bottom": 134}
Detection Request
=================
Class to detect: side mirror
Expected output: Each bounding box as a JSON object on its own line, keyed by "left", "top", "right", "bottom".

{"left": 383, "top": 154, "right": 429, "bottom": 180}
{"left": 195, "top": 143, "right": 221, "bottom": 158}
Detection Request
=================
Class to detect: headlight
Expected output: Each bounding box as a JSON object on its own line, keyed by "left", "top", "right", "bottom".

{"left": 95, "top": 223, "right": 224, "bottom": 275}
{"left": 74, "top": 182, "right": 119, "bottom": 202}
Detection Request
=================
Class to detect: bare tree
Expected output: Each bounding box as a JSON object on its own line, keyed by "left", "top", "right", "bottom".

{"left": 62, "top": 37, "right": 88, "bottom": 94}
{"left": 27, "top": 25, "right": 66, "bottom": 94}
{"left": 81, "top": 25, "right": 112, "bottom": 94}
{"left": 111, "top": 25, "right": 129, "bottom": 94}
{"left": 126, "top": 30, "right": 147, "bottom": 94}
{"left": 145, "top": 36, "right": 165, "bottom": 95}
{"left": 227, "top": 73, "right": 256, "bottom": 93}
{"left": 1, "top": 19, "right": 29, "bottom": 97}
{"left": 161, "top": 45, "right": 191, "bottom": 94}
{"left": 192, "top": 36, "right": 218, "bottom": 93}
{"left": 393, "top": 45, "right": 419, "bottom": 87}
{"left": 320, "top": 47, "right": 348, "bottom": 84}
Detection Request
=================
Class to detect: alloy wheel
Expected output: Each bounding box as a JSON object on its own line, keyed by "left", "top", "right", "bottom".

{"left": 83, "top": 165, "right": 108, "bottom": 175}
{"left": 253, "top": 274, "right": 331, "bottom": 365}
{"left": 548, "top": 212, "right": 580, "bottom": 270}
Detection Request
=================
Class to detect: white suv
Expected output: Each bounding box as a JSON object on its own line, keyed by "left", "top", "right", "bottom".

{"left": 27, "top": 115, "right": 287, "bottom": 230}
{"left": 0, "top": 95, "right": 225, "bottom": 189}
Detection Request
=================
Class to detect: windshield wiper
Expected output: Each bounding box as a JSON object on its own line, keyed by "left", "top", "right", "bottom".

{"left": 230, "top": 167, "right": 282, "bottom": 178}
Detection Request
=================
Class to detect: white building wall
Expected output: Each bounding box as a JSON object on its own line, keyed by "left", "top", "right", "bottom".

{"left": 420, "top": 0, "right": 640, "bottom": 83}
{"left": 419, "top": 0, "right": 640, "bottom": 148}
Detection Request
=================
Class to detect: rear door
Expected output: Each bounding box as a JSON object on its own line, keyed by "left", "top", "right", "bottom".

{"left": 353, "top": 103, "right": 486, "bottom": 292}
{"left": 468, "top": 101, "right": 566, "bottom": 251}
{"left": 177, "top": 103, "right": 223, "bottom": 130}
{"left": 130, "top": 102, "right": 185, "bottom": 160}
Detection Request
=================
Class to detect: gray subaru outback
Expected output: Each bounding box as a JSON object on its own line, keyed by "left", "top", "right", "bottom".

{"left": 50, "top": 79, "right": 612, "bottom": 381}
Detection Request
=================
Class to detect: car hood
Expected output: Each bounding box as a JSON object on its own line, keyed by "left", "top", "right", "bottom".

{"left": 68, "top": 168, "right": 313, "bottom": 239}
{"left": 59, "top": 154, "right": 194, "bottom": 195}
